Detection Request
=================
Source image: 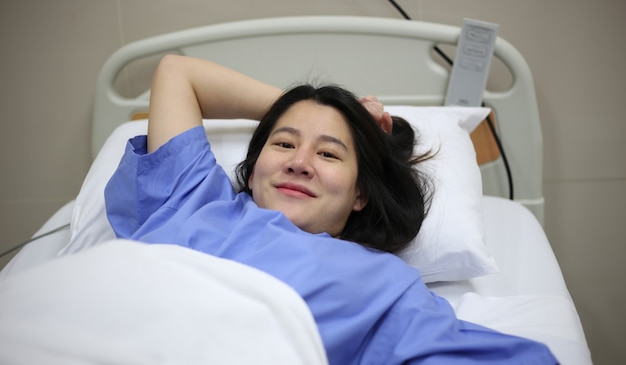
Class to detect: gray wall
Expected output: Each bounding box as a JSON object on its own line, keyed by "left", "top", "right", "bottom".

{"left": 1, "top": 1, "right": 624, "bottom": 363}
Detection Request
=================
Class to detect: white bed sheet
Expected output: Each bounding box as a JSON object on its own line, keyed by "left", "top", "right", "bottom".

{"left": 0, "top": 197, "right": 592, "bottom": 364}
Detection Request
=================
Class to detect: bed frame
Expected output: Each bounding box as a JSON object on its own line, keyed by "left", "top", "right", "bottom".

{"left": 92, "top": 16, "right": 544, "bottom": 223}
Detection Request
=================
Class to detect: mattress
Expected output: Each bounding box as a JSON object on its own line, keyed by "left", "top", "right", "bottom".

{"left": 0, "top": 197, "right": 592, "bottom": 364}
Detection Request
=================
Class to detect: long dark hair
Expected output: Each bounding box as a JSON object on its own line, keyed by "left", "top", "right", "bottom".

{"left": 235, "top": 84, "right": 432, "bottom": 253}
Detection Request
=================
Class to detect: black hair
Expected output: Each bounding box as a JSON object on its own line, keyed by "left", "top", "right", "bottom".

{"left": 235, "top": 84, "right": 433, "bottom": 253}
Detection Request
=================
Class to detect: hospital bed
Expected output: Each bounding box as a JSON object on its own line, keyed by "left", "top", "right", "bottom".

{"left": 0, "top": 16, "right": 592, "bottom": 364}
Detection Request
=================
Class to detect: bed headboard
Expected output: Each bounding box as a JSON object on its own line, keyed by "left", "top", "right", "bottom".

{"left": 92, "top": 16, "right": 544, "bottom": 223}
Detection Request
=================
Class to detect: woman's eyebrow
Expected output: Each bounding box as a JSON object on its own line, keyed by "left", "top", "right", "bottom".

{"left": 272, "top": 126, "right": 348, "bottom": 151}
{"left": 318, "top": 134, "right": 348, "bottom": 151}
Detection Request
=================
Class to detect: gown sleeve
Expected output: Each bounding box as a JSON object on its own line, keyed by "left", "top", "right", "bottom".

{"left": 104, "top": 126, "right": 236, "bottom": 239}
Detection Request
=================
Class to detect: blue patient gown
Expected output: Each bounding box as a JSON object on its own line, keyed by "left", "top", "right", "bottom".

{"left": 105, "top": 126, "right": 558, "bottom": 365}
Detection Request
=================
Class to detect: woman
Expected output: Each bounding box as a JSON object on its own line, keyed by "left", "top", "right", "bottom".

{"left": 105, "top": 55, "right": 557, "bottom": 364}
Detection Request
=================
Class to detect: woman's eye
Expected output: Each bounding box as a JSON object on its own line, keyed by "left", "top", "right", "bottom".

{"left": 320, "top": 151, "right": 338, "bottom": 159}
{"left": 276, "top": 142, "right": 294, "bottom": 149}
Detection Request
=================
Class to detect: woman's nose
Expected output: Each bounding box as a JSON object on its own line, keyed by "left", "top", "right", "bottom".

{"left": 285, "top": 150, "right": 314, "bottom": 177}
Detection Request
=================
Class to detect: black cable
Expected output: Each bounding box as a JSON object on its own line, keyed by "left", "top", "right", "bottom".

{"left": 484, "top": 113, "right": 514, "bottom": 199}
{"left": 388, "top": 0, "right": 454, "bottom": 66}
{"left": 388, "top": 0, "right": 411, "bottom": 20}
{"left": 432, "top": 45, "right": 454, "bottom": 67}
{"left": 0, "top": 223, "right": 70, "bottom": 258}
{"left": 387, "top": 0, "right": 514, "bottom": 199}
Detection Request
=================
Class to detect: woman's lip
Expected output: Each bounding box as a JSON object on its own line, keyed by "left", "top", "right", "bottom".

{"left": 276, "top": 183, "right": 316, "bottom": 197}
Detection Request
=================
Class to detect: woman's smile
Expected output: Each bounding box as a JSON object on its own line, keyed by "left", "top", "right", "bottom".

{"left": 275, "top": 182, "right": 316, "bottom": 198}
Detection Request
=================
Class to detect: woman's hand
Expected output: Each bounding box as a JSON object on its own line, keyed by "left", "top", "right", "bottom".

{"left": 359, "top": 95, "right": 392, "bottom": 134}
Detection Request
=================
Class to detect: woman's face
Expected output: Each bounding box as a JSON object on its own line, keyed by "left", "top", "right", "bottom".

{"left": 248, "top": 100, "right": 367, "bottom": 236}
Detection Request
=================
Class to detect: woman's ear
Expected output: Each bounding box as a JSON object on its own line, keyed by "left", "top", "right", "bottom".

{"left": 352, "top": 188, "right": 368, "bottom": 212}
{"left": 247, "top": 169, "right": 255, "bottom": 192}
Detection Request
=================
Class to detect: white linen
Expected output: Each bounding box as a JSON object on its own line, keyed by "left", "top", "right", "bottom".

{"left": 0, "top": 240, "right": 327, "bottom": 365}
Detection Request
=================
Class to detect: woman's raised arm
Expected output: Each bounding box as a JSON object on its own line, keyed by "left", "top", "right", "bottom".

{"left": 147, "top": 55, "right": 282, "bottom": 153}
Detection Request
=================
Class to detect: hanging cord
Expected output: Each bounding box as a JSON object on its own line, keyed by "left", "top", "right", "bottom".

{"left": 387, "top": 0, "right": 514, "bottom": 199}
{"left": 388, "top": 0, "right": 454, "bottom": 65}
{"left": 0, "top": 223, "right": 70, "bottom": 259}
{"left": 484, "top": 113, "right": 514, "bottom": 199}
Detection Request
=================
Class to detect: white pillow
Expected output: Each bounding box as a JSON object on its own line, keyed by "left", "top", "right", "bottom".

{"left": 60, "top": 107, "right": 498, "bottom": 283}
{"left": 387, "top": 106, "right": 498, "bottom": 282}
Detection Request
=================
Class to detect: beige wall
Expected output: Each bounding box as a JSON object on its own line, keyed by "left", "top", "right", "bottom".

{"left": 1, "top": 0, "right": 624, "bottom": 363}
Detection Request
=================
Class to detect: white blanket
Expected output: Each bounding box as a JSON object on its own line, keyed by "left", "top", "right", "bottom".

{"left": 0, "top": 240, "right": 328, "bottom": 365}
